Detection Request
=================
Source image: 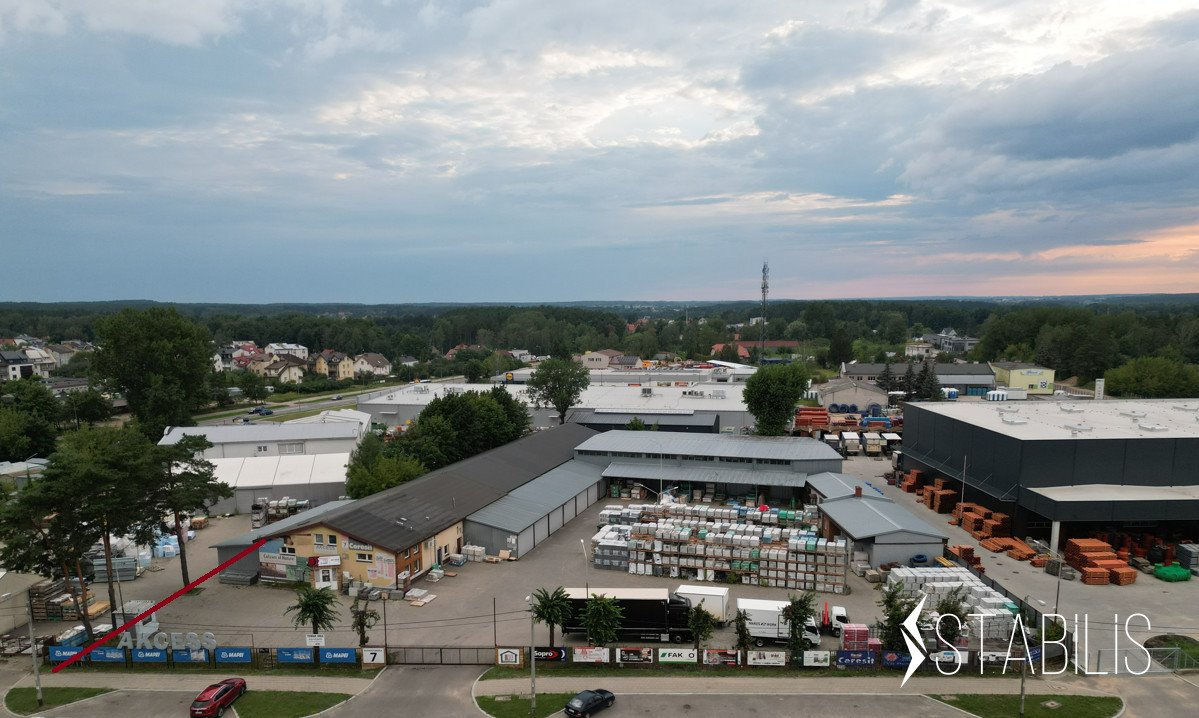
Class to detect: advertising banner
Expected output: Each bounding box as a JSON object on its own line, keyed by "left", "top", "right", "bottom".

{"left": 836, "top": 650, "right": 876, "bottom": 667}
{"left": 534, "top": 648, "right": 568, "bottom": 662}
{"left": 131, "top": 648, "right": 168, "bottom": 663}
{"left": 572, "top": 647, "right": 610, "bottom": 664}
{"left": 319, "top": 648, "right": 358, "bottom": 664}
{"left": 171, "top": 649, "right": 209, "bottom": 663}
{"left": 881, "top": 651, "right": 911, "bottom": 669}
{"left": 747, "top": 650, "right": 787, "bottom": 666}
{"left": 48, "top": 646, "right": 81, "bottom": 662}
{"left": 496, "top": 647, "right": 523, "bottom": 666}
{"left": 91, "top": 647, "right": 126, "bottom": 663}
{"left": 277, "top": 648, "right": 315, "bottom": 664}
{"left": 704, "top": 649, "right": 740, "bottom": 666}
{"left": 215, "top": 647, "right": 252, "bottom": 663}
{"left": 618, "top": 648, "right": 654, "bottom": 664}
{"left": 802, "top": 650, "right": 831, "bottom": 667}
{"left": 657, "top": 648, "right": 698, "bottom": 664}
{"left": 931, "top": 650, "right": 969, "bottom": 665}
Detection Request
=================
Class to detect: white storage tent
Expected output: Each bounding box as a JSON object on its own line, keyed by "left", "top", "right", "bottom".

{"left": 207, "top": 453, "right": 350, "bottom": 515}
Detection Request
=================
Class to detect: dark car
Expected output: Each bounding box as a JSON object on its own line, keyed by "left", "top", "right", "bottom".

{"left": 258, "top": 408, "right": 273, "bottom": 415}
{"left": 246, "top": 407, "right": 263, "bottom": 414}
{"left": 564, "top": 689, "right": 615, "bottom": 717}
{"left": 190, "top": 678, "right": 246, "bottom": 717}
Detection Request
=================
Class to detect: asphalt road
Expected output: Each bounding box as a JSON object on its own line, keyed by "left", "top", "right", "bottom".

{"left": 323, "top": 665, "right": 485, "bottom": 717}
{"left": 29, "top": 689, "right": 197, "bottom": 717}
{"left": 577, "top": 694, "right": 966, "bottom": 718}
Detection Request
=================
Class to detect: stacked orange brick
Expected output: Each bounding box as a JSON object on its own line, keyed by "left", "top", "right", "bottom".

{"left": 1065, "top": 538, "right": 1136, "bottom": 585}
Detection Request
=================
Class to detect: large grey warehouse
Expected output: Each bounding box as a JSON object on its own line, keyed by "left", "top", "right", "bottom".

{"left": 902, "top": 399, "right": 1199, "bottom": 551}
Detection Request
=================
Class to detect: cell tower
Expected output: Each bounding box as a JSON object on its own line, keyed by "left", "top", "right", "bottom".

{"left": 759, "top": 260, "right": 769, "bottom": 363}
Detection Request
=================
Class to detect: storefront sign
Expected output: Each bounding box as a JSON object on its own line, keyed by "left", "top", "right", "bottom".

{"left": 91, "top": 647, "right": 126, "bottom": 663}
{"left": 747, "top": 650, "right": 787, "bottom": 666}
{"left": 215, "top": 647, "right": 252, "bottom": 663}
{"left": 172, "top": 649, "right": 209, "bottom": 663}
{"left": 48, "top": 646, "right": 81, "bottom": 662}
{"left": 319, "top": 648, "right": 357, "bottom": 664}
{"left": 618, "top": 648, "right": 654, "bottom": 664}
{"left": 881, "top": 651, "right": 911, "bottom": 669}
{"left": 131, "top": 648, "right": 168, "bottom": 662}
{"left": 704, "top": 649, "right": 740, "bottom": 666}
{"left": 836, "top": 650, "right": 877, "bottom": 667}
{"left": 534, "top": 647, "right": 568, "bottom": 662}
{"left": 260, "top": 551, "right": 297, "bottom": 565}
{"left": 277, "top": 647, "right": 314, "bottom": 664}
{"left": 316, "top": 555, "right": 341, "bottom": 567}
{"left": 572, "top": 647, "right": 609, "bottom": 664}
{"left": 313, "top": 544, "right": 338, "bottom": 555}
{"left": 496, "top": 647, "right": 523, "bottom": 666}
{"left": 347, "top": 541, "right": 374, "bottom": 551}
{"left": 305, "top": 634, "right": 326, "bottom": 647}
{"left": 802, "top": 650, "right": 831, "bottom": 667}
{"left": 657, "top": 648, "right": 698, "bottom": 664}
{"left": 362, "top": 647, "right": 386, "bottom": 666}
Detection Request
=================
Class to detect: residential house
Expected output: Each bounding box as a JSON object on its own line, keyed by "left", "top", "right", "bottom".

{"left": 904, "top": 341, "right": 936, "bottom": 359}
{"left": 45, "top": 343, "right": 77, "bottom": 368}
{"left": 354, "top": 352, "right": 392, "bottom": 377}
{"left": 922, "top": 329, "right": 980, "bottom": 355}
{"left": 445, "top": 344, "right": 486, "bottom": 360}
{"left": 262, "top": 355, "right": 307, "bottom": 384}
{"left": 709, "top": 343, "right": 751, "bottom": 360}
{"left": 266, "top": 343, "right": 309, "bottom": 361}
{"left": 990, "top": 362, "right": 1056, "bottom": 395}
{"left": 313, "top": 350, "right": 354, "bottom": 380}
{"left": 20, "top": 347, "right": 55, "bottom": 377}
{"left": 1, "top": 350, "right": 41, "bottom": 382}
{"left": 247, "top": 353, "right": 274, "bottom": 377}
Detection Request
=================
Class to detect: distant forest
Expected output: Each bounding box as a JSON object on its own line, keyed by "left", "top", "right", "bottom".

{"left": 6, "top": 295, "right": 1199, "bottom": 392}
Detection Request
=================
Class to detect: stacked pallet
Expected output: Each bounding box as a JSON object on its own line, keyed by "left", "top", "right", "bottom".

{"left": 1081, "top": 567, "right": 1110, "bottom": 585}
{"left": 948, "top": 544, "right": 982, "bottom": 568}
{"left": 1065, "top": 538, "right": 1115, "bottom": 568}
{"left": 899, "top": 469, "right": 926, "bottom": 494}
{"left": 1110, "top": 567, "right": 1138, "bottom": 585}
{"left": 28, "top": 579, "right": 67, "bottom": 622}
{"left": 923, "top": 484, "right": 959, "bottom": 514}
{"left": 888, "top": 567, "right": 1015, "bottom": 641}
{"left": 1177, "top": 544, "right": 1199, "bottom": 575}
{"left": 840, "top": 624, "right": 870, "bottom": 651}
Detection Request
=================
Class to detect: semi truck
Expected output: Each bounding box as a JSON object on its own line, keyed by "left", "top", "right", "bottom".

{"left": 562, "top": 588, "right": 694, "bottom": 643}
{"left": 736, "top": 598, "right": 821, "bottom": 648}
{"left": 674, "top": 585, "right": 730, "bottom": 625}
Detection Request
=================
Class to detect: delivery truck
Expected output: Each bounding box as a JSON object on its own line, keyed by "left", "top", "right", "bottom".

{"left": 674, "top": 585, "right": 730, "bottom": 626}
{"left": 841, "top": 431, "right": 861, "bottom": 456}
{"left": 736, "top": 598, "right": 821, "bottom": 648}
{"left": 562, "top": 588, "right": 694, "bottom": 643}
{"left": 863, "top": 432, "right": 883, "bottom": 456}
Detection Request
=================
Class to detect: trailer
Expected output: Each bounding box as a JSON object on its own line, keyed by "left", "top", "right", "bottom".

{"left": 562, "top": 588, "right": 693, "bottom": 643}
{"left": 863, "top": 432, "right": 883, "bottom": 456}
{"left": 823, "top": 432, "right": 842, "bottom": 454}
{"left": 736, "top": 598, "right": 820, "bottom": 648}
{"left": 841, "top": 431, "right": 861, "bottom": 456}
{"left": 674, "top": 585, "right": 730, "bottom": 625}
{"left": 881, "top": 432, "right": 902, "bottom": 455}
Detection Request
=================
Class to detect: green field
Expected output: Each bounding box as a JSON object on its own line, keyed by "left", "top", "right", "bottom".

{"left": 234, "top": 690, "right": 352, "bottom": 718}
{"left": 930, "top": 694, "right": 1122, "bottom": 718}
{"left": 476, "top": 692, "right": 577, "bottom": 718}
{"left": 5, "top": 687, "right": 112, "bottom": 715}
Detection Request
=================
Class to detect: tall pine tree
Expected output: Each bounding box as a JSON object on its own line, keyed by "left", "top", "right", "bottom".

{"left": 877, "top": 360, "right": 895, "bottom": 392}
{"left": 902, "top": 363, "right": 917, "bottom": 397}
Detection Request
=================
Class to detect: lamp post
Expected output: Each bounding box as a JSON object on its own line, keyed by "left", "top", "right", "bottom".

{"left": 525, "top": 595, "right": 536, "bottom": 717}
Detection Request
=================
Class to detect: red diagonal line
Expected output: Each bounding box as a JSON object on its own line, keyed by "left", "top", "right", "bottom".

{"left": 52, "top": 537, "right": 268, "bottom": 672}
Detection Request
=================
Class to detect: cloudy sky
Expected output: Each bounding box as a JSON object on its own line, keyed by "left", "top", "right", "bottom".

{"left": 3, "top": 1, "right": 1198, "bottom": 303}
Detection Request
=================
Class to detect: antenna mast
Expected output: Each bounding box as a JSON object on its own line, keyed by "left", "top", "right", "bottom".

{"left": 759, "top": 260, "right": 769, "bottom": 364}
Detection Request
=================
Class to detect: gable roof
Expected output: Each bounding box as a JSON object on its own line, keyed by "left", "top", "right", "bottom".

{"left": 356, "top": 352, "right": 391, "bottom": 368}
{"left": 819, "top": 494, "right": 948, "bottom": 541}
{"left": 280, "top": 424, "right": 598, "bottom": 552}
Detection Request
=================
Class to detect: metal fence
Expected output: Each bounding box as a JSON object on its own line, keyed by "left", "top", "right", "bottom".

{"left": 1094, "top": 647, "right": 1199, "bottom": 674}
{"left": 387, "top": 646, "right": 495, "bottom": 665}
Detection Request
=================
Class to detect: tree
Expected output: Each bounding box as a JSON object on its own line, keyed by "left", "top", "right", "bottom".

{"left": 916, "top": 361, "right": 942, "bottom": 401}
{"left": 92, "top": 307, "right": 214, "bottom": 439}
{"left": 624, "top": 417, "right": 658, "bottom": 431}
{"left": 934, "top": 587, "right": 967, "bottom": 647}
{"left": 286, "top": 586, "right": 341, "bottom": 636}
{"left": 782, "top": 592, "right": 816, "bottom": 659}
{"left": 391, "top": 415, "right": 459, "bottom": 470}
{"left": 0, "top": 406, "right": 54, "bottom": 462}
{"left": 61, "top": 388, "right": 114, "bottom": 428}
{"left": 488, "top": 387, "right": 531, "bottom": 441}
{"left": 902, "top": 363, "right": 917, "bottom": 397}
{"left": 743, "top": 363, "right": 810, "bottom": 435}
{"left": 156, "top": 435, "right": 232, "bottom": 586}
{"left": 531, "top": 586, "right": 572, "bottom": 647}
{"left": 717, "top": 344, "right": 742, "bottom": 363}
{"left": 1105, "top": 356, "right": 1199, "bottom": 398}
{"left": 877, "top": 581, "right": 916, "bottom": 651}
{"left": 525, "top": 357, "right": 590, "bottom": 425}
{"left": 236, "top": 371, "right": 268, "bottom": 403}
{"left": 828, "top": 329, "right": 854, "bottom": 367}
{"left": 876, "top": 360, "right": 896, "bottom": 393}
{"left": 733, "top": 609, "right": 752, "bottom": 652}
{"left": 346, "top": 454, "right": 427, "bottom": 499}
{"left": 3, "top": 378, "right": 63, "bottom": 426}
{"left": 688, "top": 601, "right": 716, "bottom": 650}
{"left": 350, "top": 599, "right": 381, "bottom": 647}
{"left": 581, "top": 594, "right": 623, "bottom": 646}
{"left": 463, "top": 359, "right": 488, "bottom": 383}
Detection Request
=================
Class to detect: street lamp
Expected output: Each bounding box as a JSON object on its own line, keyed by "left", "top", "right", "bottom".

{"left": 529, "top": 599, "right": 538, "bottom": 716}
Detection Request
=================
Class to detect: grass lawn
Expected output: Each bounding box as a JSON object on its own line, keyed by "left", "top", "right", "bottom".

{"left": 234, "top": 690, "right": 352, "bottom": 718}
{"left": 5, "top": 687, "right": 112, "bottom": 715}
{"left": 476, "top": 692, "right": 577, "bottom": 718}
{"left": 929, "top": 694, "right": 1122, "bottom": 718}
{"left": 481, "top": 664, "right": 1016, "bottom": 680}
{"left": 1145, "top": 634, "right": 1199, "bottom": 662}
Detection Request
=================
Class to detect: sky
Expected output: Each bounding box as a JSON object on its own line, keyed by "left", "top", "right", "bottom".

{"left": 2, "top": 1, "right": 1199, "bottom": 303}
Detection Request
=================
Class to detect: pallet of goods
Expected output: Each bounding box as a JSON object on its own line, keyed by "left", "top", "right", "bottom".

{"left": 840, "top": 624, "right": 870, "bottom": 650}
{"left": 1080, "top": 567, "right": 1110, "bottom": 585}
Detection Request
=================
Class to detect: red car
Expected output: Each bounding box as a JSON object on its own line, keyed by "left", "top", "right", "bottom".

{"left": 190, "top": 678, "right": 246, "bottom": 717}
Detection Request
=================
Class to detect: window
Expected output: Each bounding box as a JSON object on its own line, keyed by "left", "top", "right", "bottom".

{"left": 280, "top": 545, "right": 296, "bottom": 555}
{"left": 314, "top": 534, "right": 323, "bottom": 544}
{"left": 256, "top": 445, "right": 269, "bottom": 453}
{"left": 355, "top": 552, "right": 372, "bottom": 563}
{"left": 402, "top": 548, "right": 410, "bottom": 558}
{"left": 280, "top": 442, "right": 304, "bottom": 455}
{"left": 413, "top": 559, "right": 422, "bottom": 573}
{"left": 328, "top": 534, "right": 336, "bottom": 544}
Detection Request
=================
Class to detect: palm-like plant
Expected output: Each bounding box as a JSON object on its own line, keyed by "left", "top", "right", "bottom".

{"left": 530, "top": 586, "right": 572, "bottom": 647}
{"left": 285, "top": 586, "right": 341, "bottom": 636}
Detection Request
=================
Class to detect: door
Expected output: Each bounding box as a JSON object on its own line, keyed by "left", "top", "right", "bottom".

{"left": 315, "top": 567, "right": 337, "bottom": 590}
{"left": 436, "top": 546, "right": 443, "bottom": 565}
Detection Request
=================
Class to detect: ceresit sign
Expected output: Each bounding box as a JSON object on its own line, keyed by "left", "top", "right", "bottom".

{"left": 116, "top": 631, "right": 217, "bottom": 651}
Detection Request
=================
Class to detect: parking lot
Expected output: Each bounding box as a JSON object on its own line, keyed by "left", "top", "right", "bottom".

{"left": 31, "top": 689, "right": 198, "bottom": 717}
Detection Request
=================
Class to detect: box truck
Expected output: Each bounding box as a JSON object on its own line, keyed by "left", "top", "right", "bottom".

{"left": 863, "top": 432, "right": 883, "bottom": 456}
{"left": 841, "top": 432, "right": 861, "bottom": 456}
{"left": 675, "top": 585, "right": 730, "bottom": 625}
{"left": 736, "top": 598, "right": 820, "bottom": 648}
{"left": 562, "top": 588, "right": 694, "bottom": 643}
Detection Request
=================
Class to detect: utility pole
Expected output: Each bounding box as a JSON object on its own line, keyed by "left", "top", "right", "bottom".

{"left": 528, "top": 597, "right": 537, "bottom": 717}
{"left": 759, "top": 260, "right": 769, "bottom": 364}
{"left": 27, "top": 600, "right": 43, "bottom": 708}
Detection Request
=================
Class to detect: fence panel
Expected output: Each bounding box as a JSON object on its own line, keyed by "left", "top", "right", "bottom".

{"left": 1094, "top": 647, "right": 1177, "bottom": 674}
{"left": 387, "top": 646, "right": 494, "bottom": 665}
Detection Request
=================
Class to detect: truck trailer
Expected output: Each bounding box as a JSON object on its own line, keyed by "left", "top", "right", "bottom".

{"left": 736, "top": 598, "right": 820, "bottom": 648}
{"left": 562, "top": 588, "right": 694, "bottom": 643}
{"left": 674, "top": 585, "right": 730, "bottom": 625}
{"left": 841, "top": 432, "right": 861, "bottom": 456}
{"left": 863, "top": 432, "right": 883, "bottom": 456}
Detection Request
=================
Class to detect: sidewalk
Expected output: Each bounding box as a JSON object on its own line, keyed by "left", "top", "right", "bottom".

{"left": 475, "top": 674, "right": 1111, "bottom": 697}
{"left": 9, "top": 670, "right": 376, "bottom": 695}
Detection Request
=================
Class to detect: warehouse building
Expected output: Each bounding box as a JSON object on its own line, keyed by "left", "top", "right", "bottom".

{"left": 495, "top": 363, "right": 757, "bottom": 385}
{"left": 805, "top": 472, "right": 885, "bottom": 502}
{"left": 358, "top": 382, "right": 753, "bottom": 432}
{"left": 0, "top": 571, "right": 42, "bottom": 634}
{"left": 567, "top": 409, "right": 719, "bottom": 434}
{"left": 841, "top": 362, "right": 996, "bottom": 397}
{"left": 902, "top": 399, "right": 1199, "bottom": 549}
{"left": 989, "top": 362, "right": 1056, "bottom": 395}
{"left": 206, "top": 453, "right": 350, "bottom": 515}
{"left": 160, "top": 423, "right": 361, "bottom": 459}
{"left": 814, "top": 378, "right": 890, "bottom": 415}
{"left": 817, "top": 493, "right": 948, "bottom": 567}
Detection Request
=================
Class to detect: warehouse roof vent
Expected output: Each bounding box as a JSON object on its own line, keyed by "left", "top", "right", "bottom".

{"left": 1137, "top": 422, "right": 1168, "bottom": 432}
{"left": 1120, "top": 410, "right": 1147, "bottom": 419}
{"left": 996, "top": 405, "right": 1020, "bottom": 413}
{"left": 1173, "top": 404, "right": 1199, "bottom": 412}
{"left": 1058, "top": 404, "right": 1085, "bottom": 413}
{"left": 1001, "top": 415, "right": 1028, "bottom": 425}
{"left": 1063, "top": 423, "right": 1091, "bottom": 434}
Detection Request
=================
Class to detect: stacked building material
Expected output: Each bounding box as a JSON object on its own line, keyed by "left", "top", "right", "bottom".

{"left": 93, "top": 556, "right": 139, "bottom": 582}
{"left": 590, "top": 525, "right": 631, "bottom": 571}
{"left": 460, "top": 545, "right": 487, "bottom": 562}
{"left": 1081, "top": 567, "right": 1110, "bottom": 585}
{"left": 888, "top": 566, "right": 1015, "bottom": 642}
{"left": 1110, "top": 567, "right": 1138, "bottom": 585}
{"left": 1176, "top": 544, "right": 1199, "bottom": 575}
{"left": 28, "top": 579, "right": 67, "bottom": 622}
{"left": 899, "top": 469, "right": 926, "bottom": 494}
{"left": 840, "top": 624, "right": 870, "bottom": 650}
{"left": 947, "top": 544, "right": 981, "bottom": 568}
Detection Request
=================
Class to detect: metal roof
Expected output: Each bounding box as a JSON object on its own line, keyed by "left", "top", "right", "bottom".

{"left": 806, "top": 472, "right": 885, "bottom": 500}
{"left": 280, "top": 424, "right": 598, "bottom": 552}
{"left": 360, "top": 381, "right": 748, "bottom": 414}
{"left": 160, "top": 423, "right": 360, "bottom": 446}
{"left": 567, "top": 410, "right": 718, "bottom": 427}
{"left": 845, "top": 363, "right": 995, "bottom": 376}
{"left": 600, "top": 463, "right": 808, "bottom": 489}
{"left": 1029, "top": 484, "right": 1199, "bottom": 503}
{"left": 209, "top": 453, "right": 350, "bottom": 489}
{"left": 575, "top": 430, "right": 842, "bottom": 462}
{"left": 819, "top": 495, "right": 948, "bottom": 541}
{"left": 908, "top": 398, "right": 1199, "bottom": 440}
{"left": 212, "top": 500, "right": 356, "bottom": 548}
{"left": 466, "top": 460, "right": 605, "bottom": 533}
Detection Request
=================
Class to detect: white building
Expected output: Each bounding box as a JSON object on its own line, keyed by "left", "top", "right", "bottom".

{"left": 286, "top": 409, "right": 373, "bottom": 439}
{"left": 206, "top": 453, "right": 350, "bottom": 515}
{"left": 159, "top": 423, "right": 362, "bottom": 459}
{"left": 353, "top": 352, "right": 392, "bottom": 376}
{"left": 266, "top": 343, "right": 309, "bottom": 361}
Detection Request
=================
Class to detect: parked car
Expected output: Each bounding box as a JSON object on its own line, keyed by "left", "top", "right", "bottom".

{"left": 829, "top": 606, "right": 849, "bottom": 636}
{"left": 258, "top": 408, "right": 273, "bottom": 415}
{"left": 332, "top": 394, "right": 343, "bottom": 400}
{"left": 190, "top": 678, "right": 246, "bottom": 717}
{"left": 564, "top": 689, "right": 615, "bottom": 717}
{"left": 246, "top": 407, "right": 263, "bottom": 415}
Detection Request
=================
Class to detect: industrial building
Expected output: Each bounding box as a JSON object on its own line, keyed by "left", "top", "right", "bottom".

{"left": 840, "top": 362, "right": 996, "bottom": 397}
{"left": 817, "top": 493, "right": 948, "bottom": 567}
{"left": 989, "top": 362, "right": 1056, "bottom": 395}
{"left": 813, "top": 378, "right": 889, "bottom": 415}
{"left": 567, "top": 410, "right": 719, "bottom": 434}
{"left": 159, "top": 423, "right": 362, "bottom": 459}
{"left": 357, "top": 382, "right": 753, "bottom": 432}
{"left": 902, "top": 399, "right": 1199, "bottom": 550}
{"left": 284, "top": 408, "right": 373, "bottom": 437}
{"left": 206, "top": 453, "right": 350, "bottom": 515}
{"left": 495, "top": 362, "right": 757, "bottom": 385}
